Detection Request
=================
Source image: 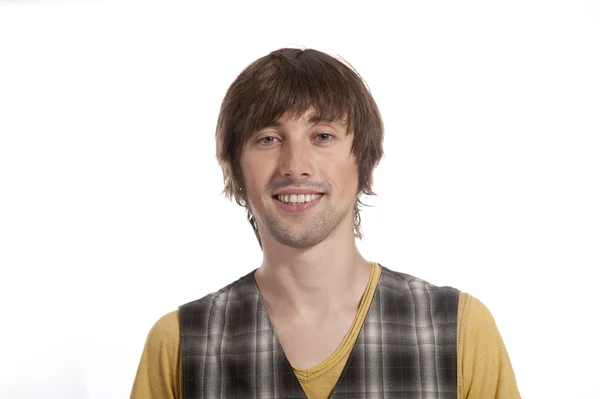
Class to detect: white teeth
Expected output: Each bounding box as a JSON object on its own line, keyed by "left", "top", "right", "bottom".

{"left": 276, "top": 193, "right": 321, "bottom": 204}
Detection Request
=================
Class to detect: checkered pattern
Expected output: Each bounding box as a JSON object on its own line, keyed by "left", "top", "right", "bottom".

{"left": 179, "top": 265, "right": 459, "bottom": 398}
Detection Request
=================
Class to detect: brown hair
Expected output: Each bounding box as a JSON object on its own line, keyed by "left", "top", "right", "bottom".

{"left": 215, "top": 47, "right": 384, "bottom": 247}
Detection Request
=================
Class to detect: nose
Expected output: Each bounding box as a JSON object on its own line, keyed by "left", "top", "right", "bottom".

{"left": 278, "top": 139, "right": 314, "bottom": 179}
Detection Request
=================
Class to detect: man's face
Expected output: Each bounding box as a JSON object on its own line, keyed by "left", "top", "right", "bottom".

{"left": 239, "top": 108, "right": 359, "bottom": 249}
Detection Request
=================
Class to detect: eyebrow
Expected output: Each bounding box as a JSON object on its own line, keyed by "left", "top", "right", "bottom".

{"left": 268, "top": 113, "right": 342, "bottom": 127}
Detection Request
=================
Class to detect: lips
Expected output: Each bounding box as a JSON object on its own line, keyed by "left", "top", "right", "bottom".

{"left": 272, "top": 193, "right": 324, "bottom": 214}
{"left": 273, "top": 193, "right": 323, "bottom": 204}
{"left": 272, "top": 189, "right": 324, "bottom": 196}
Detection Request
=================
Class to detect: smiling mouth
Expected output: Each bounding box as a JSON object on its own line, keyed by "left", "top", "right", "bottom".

{"left": 272, "top": 193, "right": 324, "bottom": 205}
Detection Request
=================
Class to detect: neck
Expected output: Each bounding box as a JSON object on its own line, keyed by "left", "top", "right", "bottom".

{"left": 254, "top": 219, "right": 372, "bottom": 323}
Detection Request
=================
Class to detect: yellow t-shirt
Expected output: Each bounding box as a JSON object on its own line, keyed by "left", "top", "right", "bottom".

{"left": 130, "top": 264, "right": 520, "bottom": 398}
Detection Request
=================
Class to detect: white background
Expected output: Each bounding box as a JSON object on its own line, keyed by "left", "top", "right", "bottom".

{"left": 1, "top": 1, "right": 599, "bottom": 398}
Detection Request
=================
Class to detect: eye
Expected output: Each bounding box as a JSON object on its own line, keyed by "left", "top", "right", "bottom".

{"left": 314, "top": 133, "right": 334, "bottom": 142}
{"left": 258, "top": 136, "right": 280, "bottom": 144}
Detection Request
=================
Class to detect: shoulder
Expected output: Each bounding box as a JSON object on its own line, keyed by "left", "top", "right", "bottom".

{"left": 377, "top": 264, "right": 461, "bottom": 325}
{"left": 458, "top": 293, "right": 496, "bottom": 328}
{"left": 378, "top": 264, "right": 462, "bottom": 299}
{"left": 178, "top": 270, "right": 259, "bottom": 335}
{"left": 144, "top": 310, "right": 180, "bottom": 350}
{"left": 130, "top": 310, "right": 182, "bottom": 398}
{"left": 142, "top": 271, "right": 258, "bottom": 344}
{"left": 180, "top": 269, "right": 258, "bottom": 308}
{"left": 457, "top": 293, "right": 521, "bottom": 397}
{"left": 145, "top": 269, "right": 257, "bottom": 343}
{"left": 458, "top": 292, "right": 506, "bottom": 346}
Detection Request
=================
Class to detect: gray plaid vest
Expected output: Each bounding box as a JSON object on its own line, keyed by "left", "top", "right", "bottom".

{"left": 179, "top": 265, "right": 460, "bottom": 398}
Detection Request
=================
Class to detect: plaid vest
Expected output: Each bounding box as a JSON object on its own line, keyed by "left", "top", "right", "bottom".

{"left": 179, "top": 265, "right": 460, "bottom": 398}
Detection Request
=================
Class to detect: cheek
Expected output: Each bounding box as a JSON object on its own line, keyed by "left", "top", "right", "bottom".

{"left": 341, "top": 156, "right": 359, "bottom": 184}
{"left": 347, "top": 167, "right": 360, "bottom": 194}
{"left": 240, "top": 156, "right": 274, "bottom": 202}
{"left": 328, "top": 157, "right": 359, "bottom": 196}
{"left": 244, "top": 158, "right": 272, "bottom": 185}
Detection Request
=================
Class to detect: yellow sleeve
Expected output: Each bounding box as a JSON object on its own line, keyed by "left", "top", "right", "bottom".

{"left": 457, "top": 293, "right": 520, "bottom": 399}
{"left": 130, "top": 310, "right": 182, "bottom": 399}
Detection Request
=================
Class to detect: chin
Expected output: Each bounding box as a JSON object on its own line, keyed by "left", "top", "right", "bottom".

{"left": 269, "top": 225, "right": 332, "bottom": 249}
{"left": 277, "top": 236, "right": 325, "bottom": 249}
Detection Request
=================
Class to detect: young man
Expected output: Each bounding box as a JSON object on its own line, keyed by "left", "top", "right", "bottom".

{"left": 131, "top": 48, "right": 520, "bottom": 398}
